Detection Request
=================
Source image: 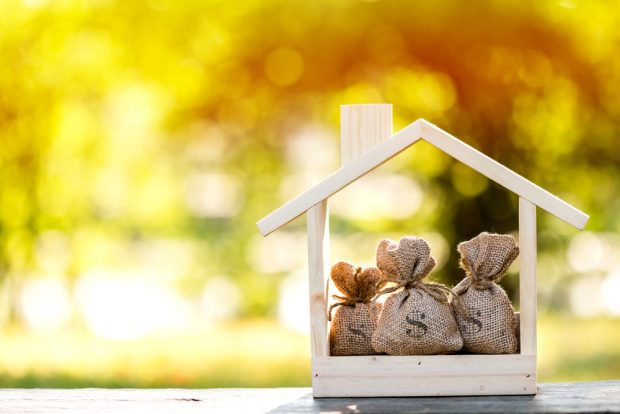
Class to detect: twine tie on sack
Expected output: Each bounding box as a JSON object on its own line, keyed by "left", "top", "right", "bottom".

{"left": 328, "top": 266, "right": 383, "bottom": 321}
{"left": 454, "top": 232, "right": 520, "bottom": 294}
{"left": 452, "top": 232, "right": 520, "bottom": 354}
{"left": 372, "top": 236, "right": 464, "bottom": 355}
{"left": 329, "top": 262, "right": 384, "bottom": 356}
{"left": 328, "top": 295, "right": 361, "bottom": 321}
{"left": 374, "top": 279, "right": 452, "bottom": 303}
{"left": 372, "top": 238, "right": 465, "bottom": 311}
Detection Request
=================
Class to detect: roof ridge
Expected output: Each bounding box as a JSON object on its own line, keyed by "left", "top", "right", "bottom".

{"left": 257, "top": 119, "right": 588, "bottom": 236}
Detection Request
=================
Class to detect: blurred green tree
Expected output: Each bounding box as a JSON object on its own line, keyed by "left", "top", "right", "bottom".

{"left": 0, "top": 0, "right": 618, "bottom": 323}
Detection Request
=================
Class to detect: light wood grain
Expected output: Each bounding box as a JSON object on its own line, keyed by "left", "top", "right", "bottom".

{"left": 312, "top": 354, "right": 536, "bottom": 397}
{"left": 307, "top": 201, "right": 330, "bottom": 359}
{"left": 257, "top": 118, "right": 588, "bottom": 236}
{"left": 314, "top": 354, "right": 534, "bottom": 376}
{"left": 519, "top": 198, "right": 537, "bottom": 357}
{"left": 340, "top": 104, "right": 392, "bottom": 165}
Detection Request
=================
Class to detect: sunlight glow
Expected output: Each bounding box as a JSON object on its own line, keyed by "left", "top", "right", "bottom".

{"left": 22, "top": 0, "right": 48, "bottom": 8}
{"left": 569, "top": 276, "right": 606, "bottom": 317}
{"left": 331, "top": 173, "right": 423, "bottom": 220}
{"left": 601, "top": 269, "right": 620, "bottom": 316}
{"left": 19, "top": 278, "right": 72, "bottom": 332}
{"left": 568, "top": 232, "right": 605, "bottom": 272}
{"left": 201, "top": 276, "right": 242, "bottom": 322}
{"left": 185, "top": 172, "right": 244, "bottom": 217}
{"left": 285, "top": 127, "right": 338, "bottom": 172}
{"left": 249, "top": 232, "right": 307, "bottom": 273}
{"left": 76, "top": 269, "right": 192, "bottom": 340}
{"left": 278, "top": 271, "right": 309, "bottom": 335}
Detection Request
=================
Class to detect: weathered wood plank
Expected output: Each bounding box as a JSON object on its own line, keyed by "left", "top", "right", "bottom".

{"left": 0, "top": 382, "right": 617, "bottom": 413}
{"left": 272, "top": 381, "right": 620, "bottom": 413}
{"left": 0, "top": 388, "right": 308, "bottom": 414}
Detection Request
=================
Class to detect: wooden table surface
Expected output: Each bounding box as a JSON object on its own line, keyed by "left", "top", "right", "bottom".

{"left": 0, "top": 381, "right": 618, "bottom": 413}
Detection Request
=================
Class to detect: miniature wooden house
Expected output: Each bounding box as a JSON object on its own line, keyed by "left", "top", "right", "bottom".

{"left": 257, "top": 104, "right": 588, "bottom": 397}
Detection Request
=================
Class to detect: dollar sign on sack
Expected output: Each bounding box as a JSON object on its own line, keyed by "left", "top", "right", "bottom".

{"left": 461, "top": 306, "right": 483, "bottom": 334}
{"left": 405, "top": 310, "right": 428, "bottom": 338}
{"left": 347, "top": 322, "right": 368, "bottom": 339}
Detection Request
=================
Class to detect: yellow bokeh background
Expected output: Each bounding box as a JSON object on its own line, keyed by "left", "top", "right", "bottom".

{"left": 0, "top": 0, "right": 619, "bottom": 387}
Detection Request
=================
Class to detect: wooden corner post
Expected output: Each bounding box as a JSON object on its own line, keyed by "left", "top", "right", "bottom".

{"left": 519, "top": 197, "right": 537, "bottom": 387}
{"left": 307, "top": 200, "right": 330, "bottom": 361}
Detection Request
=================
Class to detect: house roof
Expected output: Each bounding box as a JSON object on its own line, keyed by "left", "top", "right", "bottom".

{"left": 257, "top": 119, "right": 589, "bottom": 236}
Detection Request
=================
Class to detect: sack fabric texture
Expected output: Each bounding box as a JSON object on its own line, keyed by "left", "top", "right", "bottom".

{"left": 453, "top": 232, "right": 519, "bottom": 354}
{"left": 371, "top": 236, "right": 463, "bottom": 355}
{"left": 329, "top": 261, "right": 385, "bottom": 356}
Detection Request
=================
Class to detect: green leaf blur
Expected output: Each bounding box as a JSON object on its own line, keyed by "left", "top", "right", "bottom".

{"left": 0, "top": 0, "right": 618, "bottom": 387}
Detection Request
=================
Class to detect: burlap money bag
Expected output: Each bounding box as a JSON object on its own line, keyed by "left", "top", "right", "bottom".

{"left": 329, "top": 261, "right": 385, "bottom": 356}
{"left": 453, "top": 232, "right": 519, "bottom": 354}
{"left": 371, "top": 236, "right": 463, "bottom": 355}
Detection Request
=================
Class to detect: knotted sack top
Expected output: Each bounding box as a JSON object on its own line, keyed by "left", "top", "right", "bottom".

{"left": 376, "top": 236, "right": 436, "bottom": 284}
{"left": 329, "top": 261, "right": 385, "bottom": 321}
{"left": 375, "top": 236, "right": 452, "bottom": 303}
{"left": 456, "top": 232, "right": 519, "bottom": 292}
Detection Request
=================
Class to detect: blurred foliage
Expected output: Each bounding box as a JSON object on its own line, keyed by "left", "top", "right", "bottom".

{"left": 0, "top": 0, "right": 619, "bottom": 386}
{"left": 0, "top": 314, "right": 618, "bottom": 387}
{"left": 0, "top": 320, "right": 311, "bottom": 387}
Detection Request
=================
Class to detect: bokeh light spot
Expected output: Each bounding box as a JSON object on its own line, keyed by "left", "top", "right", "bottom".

{"left": 451, "top": 163, "right": 489, "bottom": 197}
{"left": 568, "top": 232, "right": 605, "bottom": 273}
{"left": 264, "top": 47, "right": 304, "bottom": 86}
{"left": 201, "top": 276, "right": 242, "bottom": 323}
{"left": 331, "top": 172, "right": 423, "bottom": 220}
{"left": 602, "top": 269, "right": 620, "bottom": 315}
{"left": 76, "top": 270, "right": 192, "bottom": 340}
{"left": 185, "top": 172, "right": 244, "bottom": 218}
{"left": 19, "top": 278, "right": 72, "bottom": 332}
{"left": 278, "top": 270, "right": 309, "bottom": 334}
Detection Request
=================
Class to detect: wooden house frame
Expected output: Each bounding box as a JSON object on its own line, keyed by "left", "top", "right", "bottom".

{"left": 257, "top": 104, "right": 588, "bottom": 397}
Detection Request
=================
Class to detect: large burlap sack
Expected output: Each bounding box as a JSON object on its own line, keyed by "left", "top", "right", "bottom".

{"left": 371, "top": 236, "right": 463, "bottom": 355}
{"left": 453, "top": 232, "right": 519, "bottom": 354}
{"left": 329, "top": 261, "right": 385, "bottom": 356}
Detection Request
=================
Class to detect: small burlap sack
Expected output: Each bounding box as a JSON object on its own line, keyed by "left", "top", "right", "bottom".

{"left": 329, "top": 261, "right": 385, "bottom": 356}
{"left": 371, "top": 236, "right": 463, "bottom": 355}
{"left": 453, "top": 232, "right": 519, "bottom": 354}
